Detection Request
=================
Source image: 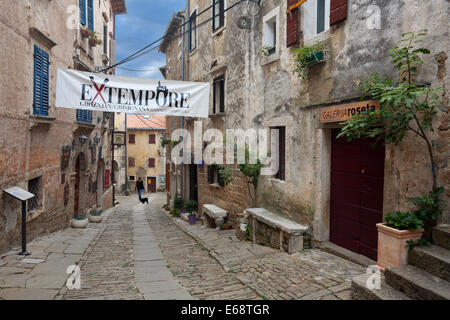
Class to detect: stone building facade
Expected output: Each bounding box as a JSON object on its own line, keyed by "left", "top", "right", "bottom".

{"left": 125, "top": 115, "right": 167, "bottom": 193}
{"left": 161, "top": 0, "right": 449, "bottom": 260}
{"left": 0, "top": 0, "right": 127, "bottom": 254}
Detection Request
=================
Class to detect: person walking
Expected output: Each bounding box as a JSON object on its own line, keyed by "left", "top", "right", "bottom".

{"left": 135, "top": 177, "right": 145, "bottom": 200}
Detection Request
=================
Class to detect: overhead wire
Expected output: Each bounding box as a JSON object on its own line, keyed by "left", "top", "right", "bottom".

{"left": 100, "top": 0, "right": 251, "bottom": 72}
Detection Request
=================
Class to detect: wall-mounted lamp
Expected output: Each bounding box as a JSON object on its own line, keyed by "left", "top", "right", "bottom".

{"left": 79, "top": 135, "right": 88, "bottom": 146}
{"left": 94, "top": 135, "right": 101, "bottom": 144}
{"left": 104, "top": 112, "right": 111, "bottom": 120}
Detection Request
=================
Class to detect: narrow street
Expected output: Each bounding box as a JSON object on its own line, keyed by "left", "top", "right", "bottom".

{"left": 0, "top": 192, "right": 364, "bottom": 300}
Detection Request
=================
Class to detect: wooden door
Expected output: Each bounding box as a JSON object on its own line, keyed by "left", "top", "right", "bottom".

{"left": 330, "top": 129, "right": 385, "bottom": 260}
{"left": 147, "top": 177, "right": 156, "bottom": 193}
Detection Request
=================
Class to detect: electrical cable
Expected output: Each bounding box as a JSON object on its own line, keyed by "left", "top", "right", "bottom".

{"left": 100, "top": 0, "right": 250, "bottom": 72}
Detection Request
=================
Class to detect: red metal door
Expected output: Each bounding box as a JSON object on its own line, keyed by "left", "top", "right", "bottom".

{"left": 330, "top": 129, "right": 385, "bottom": 260}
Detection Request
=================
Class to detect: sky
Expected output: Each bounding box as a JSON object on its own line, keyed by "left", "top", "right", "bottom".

{"left": 115, "top": 0, "right": 185, "bottom": 80}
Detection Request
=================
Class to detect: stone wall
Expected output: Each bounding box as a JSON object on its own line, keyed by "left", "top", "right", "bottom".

{"left": 0, "top": 0, "right": 117, "bottom": 254}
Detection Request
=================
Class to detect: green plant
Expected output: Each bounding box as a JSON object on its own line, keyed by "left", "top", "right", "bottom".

{"left": 259, "top": 45, "right": 275, "bottom": 57}
{"left": 90, "top": 209, "right": 102, "bottom": 216}
{"left": 245, "top": 225, "right": 251, "bottom": 241}
{"left": 217, "top": 165, "right": 233, "bottom": 185}
{"left": 174, "top": 197, "right": 184, "bottom": 210}
{"left": 338, "top": 30, "right": 446, "bottom": 239}
{"left": 170, "top": 139, "right": 181, "bottom": 148}
{"left": 89, "top": 31, "right": 102, "bottom": 45}
{"left": 409, "top": 186, "right": 445, "bottom": 221}
{"left": 74, "top": 214, "right": 86, "bottom": 220}
{"left": 185, "top": 200, "right": 198, "bottom": 215}
{"left": 407, "top": 236, "right": 432, "bottom": 251}
{"left": 161, "top": 137, "right": 171, "bottom": 148}
{"left": 172, "top": 208, "right": 180, "bottom": 217}
{"left": 293, "top": 40, "right": 325, "bottom": 79}
{"left": 384, "top": 211, "right": 424, "bottom": 231}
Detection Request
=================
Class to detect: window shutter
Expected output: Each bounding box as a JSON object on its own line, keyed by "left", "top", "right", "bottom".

{"left": 286, "top": 0, "right": 299, "bottom": 47}
{"left": 79, "top": 0, "right": 86, "bottom": 26}
{"left": 87, "top": 0, "right": 94, "bottom": 31}
{"left": 148, "top": 158, "right": 155, "bottom": 168}
{"left": 219, "top": 77, "right": 225, "bottom": 113}
{"left": 76, "top": 109, "right": 92, "bottom": 123}
{"left": 33, "top": 45, "right": 49, "bottom": 116}
{"left": 207, "top": 166, "right": 215, "bottom": 184}
{"left": 149, "top": 134, "right": 156, "bottom": 144}
{"left": 330, "top": 0, "right": 347, "bottom": 26}
{"left": 129, "top": 134, "right": 135, "bottom": 144}
{"left": 128, "top": 157, "right": 135, "bottom": 167}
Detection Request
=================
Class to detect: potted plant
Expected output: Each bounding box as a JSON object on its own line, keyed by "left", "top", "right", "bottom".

{"left": 185, "top": 200, "right": 198, "bottom": 225}
{"left": 259, "top": 45, "right": 275, "bottom": 57}
{"left": 376, "top": 211, "right": 424, "bottom": 269}
{"left": 71, "top": 214, "right": 88, "bottom": 229}
{"left": 80, "top": 26, "right": 90, "bottom": 39}
{"left": 89, "top": 31, "right": 102, "bottom": 47}
{"left": 293, "top": 40, "right": 325, "bottom": 79}
{"left": 88, "top": 209, "right": 103, "bottom": 223}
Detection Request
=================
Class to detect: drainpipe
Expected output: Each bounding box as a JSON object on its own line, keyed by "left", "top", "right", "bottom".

{"left": 174, "top": 9, "right": 186, "bottom": 198}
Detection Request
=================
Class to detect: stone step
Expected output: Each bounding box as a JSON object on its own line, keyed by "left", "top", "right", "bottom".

{"left": 351, "top": 273, "right": 410, "bottom": 300}
{"left": 385, "top": 264, "right": 450, "bottom": 300}
{"left": 408, "top": 245, "right": 450, "bottom": 282}
{"left": 433, "top": 225, "right": 450, "bottom": 251}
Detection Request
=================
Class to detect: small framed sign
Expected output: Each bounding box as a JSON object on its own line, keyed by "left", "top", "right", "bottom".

{"left": 113, "top": 131, "right": 126, "bottom": 146}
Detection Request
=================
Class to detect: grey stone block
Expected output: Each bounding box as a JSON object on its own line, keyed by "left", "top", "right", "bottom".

{"left": 409, "top": 245, "right": 450, "bottom": 282}
{"left": 0, "top": 288, "right": 59, "bottom": 300}
{"left": 433, "top": 225, "right": 450, "bottom": 251}
{"left": 385, "top": 265, "right": 450, "bottom": 300}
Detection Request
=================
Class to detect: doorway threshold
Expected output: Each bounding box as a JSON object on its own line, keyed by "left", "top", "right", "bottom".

{"left": 316, "top": 241, "right": 376, "bottom": 268}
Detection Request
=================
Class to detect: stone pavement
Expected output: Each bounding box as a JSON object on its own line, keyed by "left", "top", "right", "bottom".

{"left": 0, "top": 192, "right": 366, "bottom": 300}
{"left": 158, "top": 194, "right": 365, "bottom": 300}
{"left": 0, "top": 207, "right": 116, "bottom": 300}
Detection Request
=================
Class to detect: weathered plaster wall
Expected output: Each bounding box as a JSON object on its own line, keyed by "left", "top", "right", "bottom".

{"left": 0, "top": 0, "right": 116, "bottom": 254}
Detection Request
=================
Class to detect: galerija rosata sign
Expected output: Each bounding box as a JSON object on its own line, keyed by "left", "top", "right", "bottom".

{"left": 55, "top": 69, "right": 210, "bottom": 118}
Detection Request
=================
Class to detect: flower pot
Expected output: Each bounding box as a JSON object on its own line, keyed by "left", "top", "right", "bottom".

{"left": 80, "top": 28, "right": 90, "bottom": 38}
{"left": 188, "top": 215, "right": 196, "bottom": 225}
{"left": 71, "top": 218, "right": 89, "bottom": 229}
{"left": 88, "top": 215, "right": 103, "bottom": 223}
{"left": 305, "top": 51, "right": 324, "bottom": 65}
{"left": 220, "top": 223, "right": 233, "bottom": 230}
{"left": 89, "top": 39, "right": 97, "bottom": 47}
{"left": 376, "top": 223, "right": 423, "bottom": 269}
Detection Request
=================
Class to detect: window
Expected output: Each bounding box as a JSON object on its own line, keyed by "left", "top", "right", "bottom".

{"left": 148, "top": 134, "right": 156, "bottom": 144}
{"left": 263, "top": 10, "right": 278, "bottom": 55}
{"left": 129, "top": 175, "right": 135, "bottom": 181}
{"left": 212, "top": 0, "right": 224, "bottom": 32}
{"left": 28, "top": 177, "right": 42, "bottom": 211}
{"left": 76, "top": 109, "right": 93, "bottom": 123}
{"left": 303, "top": 0, "right": 331, "bottom": 42}
{"left": 128, "top": 157, "right": 135, "bottom": 167}
{"left": 79, "top": 0, "right": 94, "bottom": 31}
{"left": 103, "top": 24, "right": 108, "bottom": 55}
{"left": 274, "top": 126, "right": 286, "bottom": 181}
{"left": 212, "top": 75, "right": 225, "bottom": 114}
{"left": 129, "top": 134, "right": 135, "bottom": 144}
{"left": 148, "top": 158, "right": 155, "bottom": 168}
{"left": 33, "top": 45, "right": 49, "bottom": 116}
{"left": 189, "top": 10, "right": 197, "bottom": 52}
{"left": 207, "top": 165, "right": 225, "bottom": 187}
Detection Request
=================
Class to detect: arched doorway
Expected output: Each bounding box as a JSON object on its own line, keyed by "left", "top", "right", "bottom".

{"left": 97, "top": 159, "right": 105, "bottom": 208}
{"left": 74, "top": 152, "right": 86, "bottom": 218}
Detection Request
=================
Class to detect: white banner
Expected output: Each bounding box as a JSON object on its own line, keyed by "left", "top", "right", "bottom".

{"left": 55, "top": 69, "right": 210, "bottom": 118}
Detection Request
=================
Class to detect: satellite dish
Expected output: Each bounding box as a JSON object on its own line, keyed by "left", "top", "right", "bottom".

{"left": 237, "top": 16, "right": 251, "bottom": 29}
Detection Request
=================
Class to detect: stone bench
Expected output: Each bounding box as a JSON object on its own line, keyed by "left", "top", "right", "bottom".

{"left": 202, "top": 204, "right": 228, "bottom": 229}
{"left": 246, "top": 208, "right": 308, "bottom": 254}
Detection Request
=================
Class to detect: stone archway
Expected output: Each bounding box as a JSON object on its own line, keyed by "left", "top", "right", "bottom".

{"left": 74, "top": 152, "right": 87, "bottom": 218}
{"left": 97, "top": 159, "right": 105, "bottom": 208}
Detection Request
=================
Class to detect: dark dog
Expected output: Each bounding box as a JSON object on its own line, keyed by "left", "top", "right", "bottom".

{"left": 140, "top": 197, "right": 149, "bottom": 204}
